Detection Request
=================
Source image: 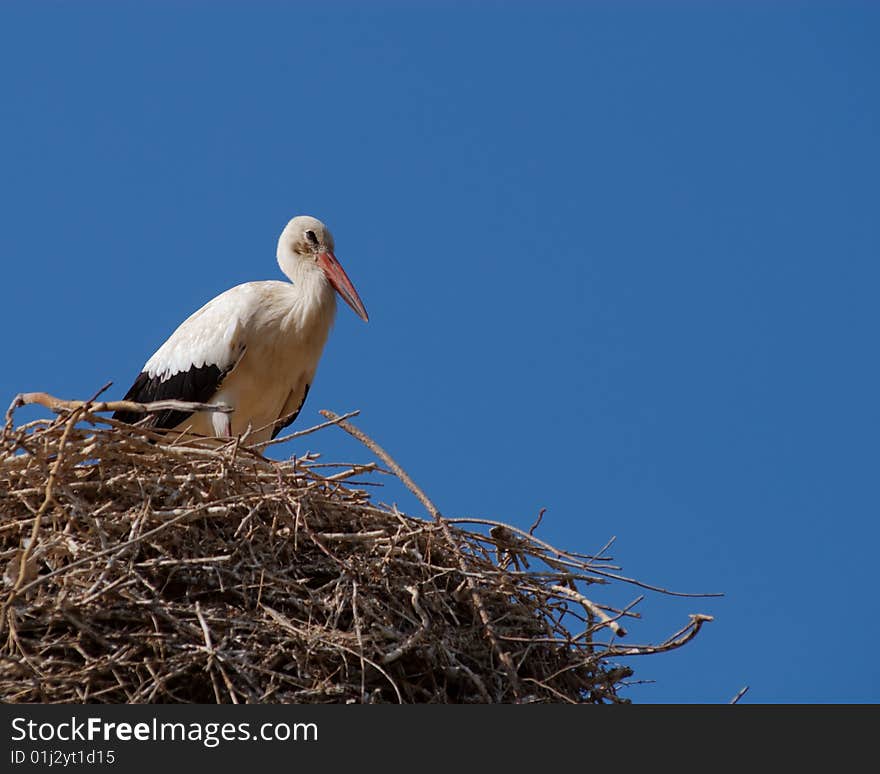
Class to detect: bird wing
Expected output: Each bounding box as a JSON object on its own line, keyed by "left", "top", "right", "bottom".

{"left": 113, "top": 285, "right": 253, "bottom": 430}
{"left": 271, "top": 382, "right": 310, "bottom": 440}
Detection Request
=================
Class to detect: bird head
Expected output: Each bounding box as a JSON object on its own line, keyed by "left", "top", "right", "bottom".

{"left": 277, "top": 215, "right": 369, "bottom": 322}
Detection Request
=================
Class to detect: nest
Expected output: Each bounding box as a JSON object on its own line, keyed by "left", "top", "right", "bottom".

{"left": 0, "top": 392, "right": 713, "bottom": 703}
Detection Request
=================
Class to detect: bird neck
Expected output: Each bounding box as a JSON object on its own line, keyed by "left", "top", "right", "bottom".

{"left": 277, "top": 255, "right": 337, "bottom": 332}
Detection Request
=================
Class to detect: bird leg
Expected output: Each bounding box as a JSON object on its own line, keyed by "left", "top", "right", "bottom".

{"left": 211, "top": 411, "right": 232, "bottom": 437}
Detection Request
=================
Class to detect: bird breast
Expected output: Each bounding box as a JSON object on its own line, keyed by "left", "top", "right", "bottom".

{"left": 210, "top": 280, "right": 336, "bottom": 440}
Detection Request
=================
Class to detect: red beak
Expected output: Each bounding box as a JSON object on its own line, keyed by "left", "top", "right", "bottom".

{"left": 318, "top": 251, "right": 369, "bottom": 322}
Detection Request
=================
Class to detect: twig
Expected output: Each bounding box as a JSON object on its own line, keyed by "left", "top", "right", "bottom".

{"left": 615, "top": 614, "right": 714, "bottom": 657}
{"left": 320, "top": 410, "right": 440, "bottom": 520}
{"left": 529, "top": 508, "right": 546, "bottom": 536}
{"left": 255, "top": 410, "right": 361, "bottom": 450}
{"left": 195, "top": 602, "right": 215, "bottom": 658}
{"left": 550, "top": 584, "right": 627, "bottom": 638}
{"left": 7, "top": 391, "right": 233, "bottom": 419}
{"left": 730, "top": 685, "right": 750, "bottom": 704}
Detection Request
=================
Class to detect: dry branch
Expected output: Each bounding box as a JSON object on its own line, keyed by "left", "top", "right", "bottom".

{"left": 6, "top": 391, "right": 234, "bottom": 422}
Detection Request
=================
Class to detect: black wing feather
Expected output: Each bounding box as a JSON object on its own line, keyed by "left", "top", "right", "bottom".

{"left": 112, "top": 364, "right": 226, "bottom": 430}
{"left": 270, "top": 383, "right": 310, "bottom": 440}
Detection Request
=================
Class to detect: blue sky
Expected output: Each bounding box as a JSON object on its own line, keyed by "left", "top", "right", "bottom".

{"left": 2, "top": 3, "right": 877, "bottom": 703}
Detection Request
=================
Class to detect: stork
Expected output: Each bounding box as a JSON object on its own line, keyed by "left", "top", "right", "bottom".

{"left": 112, "top": 215, "right": 368, "bottom": 443}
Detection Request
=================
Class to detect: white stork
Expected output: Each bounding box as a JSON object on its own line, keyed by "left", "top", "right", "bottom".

{"left": 113, "top": 215, "right": 368, "bottom": 443}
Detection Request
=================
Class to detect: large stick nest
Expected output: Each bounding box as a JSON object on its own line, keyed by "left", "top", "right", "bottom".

{"left": 0, "top": 394, "right": 714, "bottom": 703}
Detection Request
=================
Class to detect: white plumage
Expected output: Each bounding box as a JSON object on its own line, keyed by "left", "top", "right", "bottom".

{"left": 113, "top": 216, "right": 368, "bottom": 443}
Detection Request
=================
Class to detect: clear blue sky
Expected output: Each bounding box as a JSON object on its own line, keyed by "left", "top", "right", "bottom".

{"left": 2, "top": 3, "right": 877, "bottom": 703}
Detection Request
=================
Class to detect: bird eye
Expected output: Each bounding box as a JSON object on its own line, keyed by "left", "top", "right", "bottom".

{"left": 305, "top": 230, "right": 318, "bottom": 246}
